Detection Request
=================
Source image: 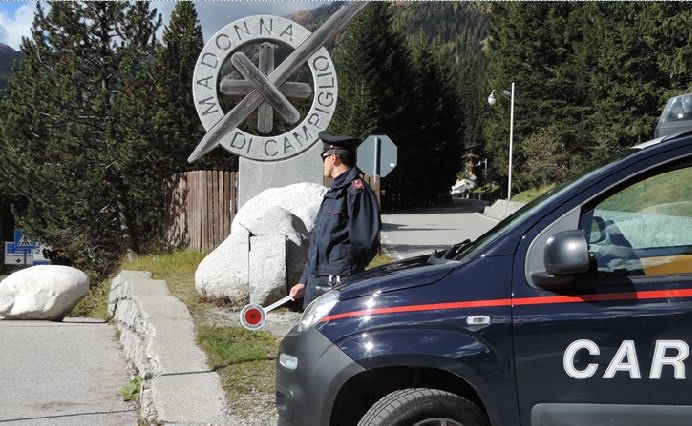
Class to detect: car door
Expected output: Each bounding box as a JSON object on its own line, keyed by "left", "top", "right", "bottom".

{"left": 513, "top": 156, "right": 692, "bottom": 426}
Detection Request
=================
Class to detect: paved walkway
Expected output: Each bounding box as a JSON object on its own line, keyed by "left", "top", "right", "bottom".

{"left": 0, "top": 318, "right": 137, "bottom": 425}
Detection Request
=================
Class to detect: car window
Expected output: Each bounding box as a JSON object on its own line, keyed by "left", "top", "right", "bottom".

{"left": 580, "top": 163, "right": 692, "bottom": 276}
{"left": 463, "top": 150, "right": 638, "bottom": 261}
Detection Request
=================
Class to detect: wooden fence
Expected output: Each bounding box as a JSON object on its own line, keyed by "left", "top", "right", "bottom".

{"left": 163, "top": 171, "right": 238, "bottom": 253}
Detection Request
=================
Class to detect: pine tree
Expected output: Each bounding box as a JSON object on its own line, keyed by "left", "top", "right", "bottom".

{"left": 0, "top": 1, "right": 162, "bottom": 277}
{"left": 391, "top": 2, "right": 489, "bottom": 188}
{"left": 650, "top": 3, "right": 692, "bottom": 93}
{"left": 583, "top": 4, "right": 659, "bottom": 159}
{"left": 151, "top": 1, "right": 233, "bottom": 174}
{"left": 486, "top": 3, "right": 586, "bottom": 193}
{"left": 334, "top": 2, "right": 468, "bottom": 209}
{"left": 587, "top": 3, "right": 692, "bottom": 160}
{"left": 484, "top": 2, "right": 692, "bottom": 194}
{"left": 408, "top": 33, "right": 462, "bottom": 205}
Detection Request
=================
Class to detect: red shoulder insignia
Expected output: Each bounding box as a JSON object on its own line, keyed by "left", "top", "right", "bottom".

{"left": 351, "top": 179, "right": 364, "bottom": 190}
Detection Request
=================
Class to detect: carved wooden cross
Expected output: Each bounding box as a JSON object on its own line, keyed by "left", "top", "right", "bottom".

{"left": 220, "top": 43, "right": 312, "bottom": 134}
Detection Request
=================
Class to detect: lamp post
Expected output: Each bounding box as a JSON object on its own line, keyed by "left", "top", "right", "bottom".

{"left": 488, "top": 82, "right": 515, "bottom": 200}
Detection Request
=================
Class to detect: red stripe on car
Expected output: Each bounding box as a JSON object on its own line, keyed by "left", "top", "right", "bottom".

{"left": 321, "top": 288, "right": 692, "bottom": 322}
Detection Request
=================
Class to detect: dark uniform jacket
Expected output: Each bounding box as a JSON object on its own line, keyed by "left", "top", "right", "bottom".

{"left": 299, "top": 167, "right": 381, "bottom": 303}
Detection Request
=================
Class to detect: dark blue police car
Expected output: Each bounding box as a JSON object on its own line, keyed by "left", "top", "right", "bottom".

{"left": 276, "top": 93, "right": 692, "bottom": 426}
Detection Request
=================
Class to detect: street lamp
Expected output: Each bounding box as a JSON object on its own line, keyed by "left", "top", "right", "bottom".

{"left": 488, "top": 82, "right": 515, "bottom": 200}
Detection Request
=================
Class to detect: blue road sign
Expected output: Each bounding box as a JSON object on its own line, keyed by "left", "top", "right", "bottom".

{"left": 6, "top": 242, "right": 33, "bottom": 254}
{"left": 14, "top": 229, "right": 39, "bottom": 249}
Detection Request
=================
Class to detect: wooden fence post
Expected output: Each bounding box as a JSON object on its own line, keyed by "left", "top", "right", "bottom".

{"left": 163, "top": 171, "right": 238, "bottom": 252}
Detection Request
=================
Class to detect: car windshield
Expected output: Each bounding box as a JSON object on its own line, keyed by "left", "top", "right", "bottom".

{"left": 455, "top": 148, "right": 640, "bottom": 260}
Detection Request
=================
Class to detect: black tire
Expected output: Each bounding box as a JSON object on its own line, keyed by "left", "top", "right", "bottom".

{"left": 357, "top": 388, "right": 489, "bottom": 426}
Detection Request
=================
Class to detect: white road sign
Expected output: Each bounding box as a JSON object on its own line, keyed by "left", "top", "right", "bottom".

{"left": 5, "top": 242, "right": 33, "bottom": 265}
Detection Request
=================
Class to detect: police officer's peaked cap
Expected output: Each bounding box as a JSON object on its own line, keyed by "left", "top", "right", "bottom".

{"left": 319, "top": 131, "right": 360, "bottom": 153}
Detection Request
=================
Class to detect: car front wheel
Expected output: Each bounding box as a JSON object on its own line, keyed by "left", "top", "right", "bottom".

{"left": 357, "top": 388, "right": 489, "bottom": 426}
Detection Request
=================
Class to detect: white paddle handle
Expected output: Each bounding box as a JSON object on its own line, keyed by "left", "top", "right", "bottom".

{"left": 264, "top": 296, "right": 294, "bottom": 313}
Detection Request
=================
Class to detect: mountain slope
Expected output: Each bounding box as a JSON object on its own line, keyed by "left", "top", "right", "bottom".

{"left": 0, "top": 43, "right": 23, "bottom": 90}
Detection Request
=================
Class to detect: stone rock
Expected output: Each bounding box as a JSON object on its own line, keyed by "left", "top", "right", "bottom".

{"left": 249, "top": 234, "right": 287, "bottom": 305}
{"left": 195, "top": 226, "right": 250, "bottom": 303}
{"left": 233, "top": 182, "right": 327, "bottom": 235}
{"left": 241, "top": 205, "right": 308, "bottom": 287}
{"left": 195, "top": 182, "right": 327, "bottom": 306}
{"left": 0, "top": 265, "right": 90, "bottom": 320}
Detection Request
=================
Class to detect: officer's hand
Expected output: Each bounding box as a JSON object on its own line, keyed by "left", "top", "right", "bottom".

{"left": 289, "top": 283, "right": 306, "bottom": 299}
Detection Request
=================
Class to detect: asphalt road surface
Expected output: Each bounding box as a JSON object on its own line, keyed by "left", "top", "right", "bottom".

{"left": 0, "top": 318, "right": 137, "bottom": 425}
{"left": 380, "top": 198, "right": 498, "bottom": 259}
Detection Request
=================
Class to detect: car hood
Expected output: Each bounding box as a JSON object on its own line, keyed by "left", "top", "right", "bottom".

{"left": 336, "top": 255, "right": 457, "bottom": 300}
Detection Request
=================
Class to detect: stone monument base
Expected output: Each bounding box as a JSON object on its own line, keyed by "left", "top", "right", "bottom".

{"left": 238, "top": 143, "right": 324, "bottom": 207}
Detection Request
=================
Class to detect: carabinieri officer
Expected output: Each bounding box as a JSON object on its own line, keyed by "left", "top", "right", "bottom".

{"left": 289, "top": 131, "right": 382, "bottom": 308}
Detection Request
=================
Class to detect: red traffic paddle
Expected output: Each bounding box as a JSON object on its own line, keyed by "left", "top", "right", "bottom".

{"left": 240, "top": 296, "right": 294, "bottom": 330}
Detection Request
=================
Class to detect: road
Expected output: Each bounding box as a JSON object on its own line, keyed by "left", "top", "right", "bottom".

{"left": 0, "top": 318, "right": 137, "bottom": 425}
{"left": 380, "top": 198, "right": 498, "bottom": 259}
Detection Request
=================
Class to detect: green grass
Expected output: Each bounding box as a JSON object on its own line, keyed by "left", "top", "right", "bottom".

{"left": 120, "top": 250, "right": 206, "bottom": 307}
{"left": 120, "top": 376, "right": 142, "bottom": 401}
{"left": 70, "top": 277, "right": 111, "bottom": 319}
{"left": 72, "top": 250, "right": 208, "bottom": 319}
{"left": 118, "top": 250, "right": 283, "bottom": 415}
{"left": 123, "top": 250, "right": 278, "bottom": 416}
{"left": 69, "top": 249, "right": 275, "bottom": 415}
{"left": 600, "top": 167, "right": 692, "bottom": 215}
{"left": 221, "top": 359, "right": 278, "bottom": 416}
{"left": 197, "top": 325, "right": 279, "bottom": 416}
{"left": 512, "top": 184, "right": 555, "bottom": 203}
{"left": 367, "top": 253, "right": 395, "bottom": 269}
{"left": 198, "top": 325, "right": 278, "bottom": 366}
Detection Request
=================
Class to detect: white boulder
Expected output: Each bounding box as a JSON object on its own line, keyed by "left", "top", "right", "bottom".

{"left": 242, "top": 205, "right": 308, "bottom": 287}
{"left": 195, "top": 183, "right": 327, "bottom": 306}
{"left": 249, "top": 234, "right": 287, "bottom": 305}
{"left": 0, "top": 265, "right": 90, "bottom": 321}
{"left": 233, "top": 183, "right": 326, "bottom": 235}
{"left": 195, "top": 226, "right": 250, "bottom": 303}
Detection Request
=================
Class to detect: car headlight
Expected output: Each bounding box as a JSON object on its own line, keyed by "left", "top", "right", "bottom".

{"left": 297, "top": 290, "right": 340, "bottom": 332}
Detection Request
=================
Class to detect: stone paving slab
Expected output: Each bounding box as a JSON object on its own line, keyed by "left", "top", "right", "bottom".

{"left": 0, "top": 318, "right": 137, "bottom": 426}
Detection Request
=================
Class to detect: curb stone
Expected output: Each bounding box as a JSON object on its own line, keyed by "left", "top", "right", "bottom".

{"left": 108, "top": 270, "right": 231, "bottom": 425}
{"left": 483, "top": 199, "right": 525, "bottom": 221}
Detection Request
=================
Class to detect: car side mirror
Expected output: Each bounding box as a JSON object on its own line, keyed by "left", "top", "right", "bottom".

{"left": 532, "top": 230, "right": 590, "bottom": 289}
{"left": 545, "top": 230, "right": 590, "bottom": 275}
